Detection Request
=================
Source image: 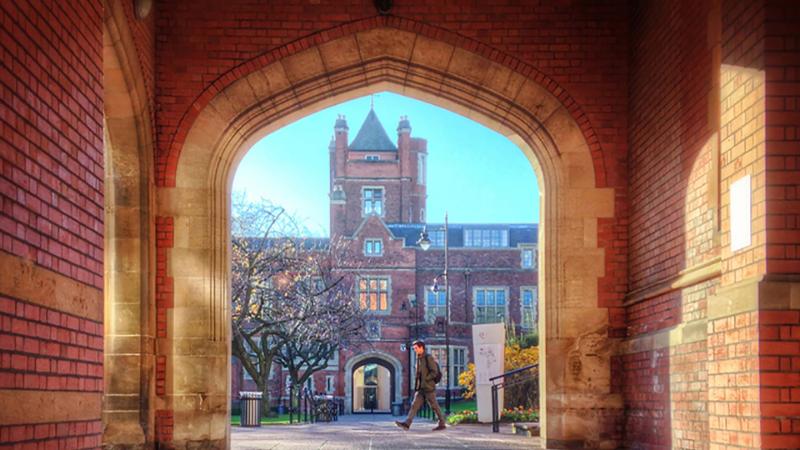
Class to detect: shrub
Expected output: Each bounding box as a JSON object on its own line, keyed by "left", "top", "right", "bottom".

{"left": 446, "top": 407, "right": 539, "bottom": 425}
{"left": 447, "top": 409, "right": 478, "bottom": 425}
{"left": 456, "top": 344, "right": 539, "bottom": 402}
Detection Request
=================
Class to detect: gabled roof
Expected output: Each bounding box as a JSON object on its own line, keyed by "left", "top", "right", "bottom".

{"left": 348, "top": 109, "right": 397, "bottom": 152}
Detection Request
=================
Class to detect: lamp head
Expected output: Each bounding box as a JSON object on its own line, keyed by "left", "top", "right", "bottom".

{"left": 417, "top": 226, "right": 431, "bottom": 251}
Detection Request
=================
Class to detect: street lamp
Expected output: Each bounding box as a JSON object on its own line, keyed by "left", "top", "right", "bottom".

{"left": 417, "top": 212, "right": 451, "bottom": 415}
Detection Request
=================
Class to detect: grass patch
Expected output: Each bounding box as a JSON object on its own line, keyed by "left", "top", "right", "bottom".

{"left": 448, "top": 399, "right": 476, "bottom": 415}
{"left": 231, "top": 413, "right": 292, "bottom": 425}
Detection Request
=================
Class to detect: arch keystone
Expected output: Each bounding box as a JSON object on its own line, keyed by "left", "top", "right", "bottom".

{"left": 355, "top": 28, "right": 416, "bottom": 61}
{"left": 319, "top": 35, "right": 363, "bottom": 71}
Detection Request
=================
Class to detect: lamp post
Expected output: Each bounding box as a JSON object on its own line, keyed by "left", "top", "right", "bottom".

{"left": 409, "top": 297, "right": 419, "bottom": 339}
{"left": 417, "top": 212, "right": 451, "bottom": 415}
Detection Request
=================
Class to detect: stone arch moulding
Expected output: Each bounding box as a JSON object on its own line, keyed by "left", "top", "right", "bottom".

{"left": 343, "top": 351, "right": 403, "bottom": 414}
{"left": 157, "top": 23, "right": 619, "bottom": 449}
{"left": 102, "top": 0, "right": 156, "bottom": 448}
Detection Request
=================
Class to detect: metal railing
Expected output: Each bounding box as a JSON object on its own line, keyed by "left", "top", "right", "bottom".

{"left": 490, "top": 363, "right": 538, "bottom": 433}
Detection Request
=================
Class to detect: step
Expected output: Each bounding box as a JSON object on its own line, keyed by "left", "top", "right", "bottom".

{"left": 511, "top": 422, "right": 540, "bottom": 437}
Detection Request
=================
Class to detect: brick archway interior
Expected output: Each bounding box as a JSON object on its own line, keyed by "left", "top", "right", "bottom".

{"left": 157, "top": 27, "right": 618, "bottom": 448}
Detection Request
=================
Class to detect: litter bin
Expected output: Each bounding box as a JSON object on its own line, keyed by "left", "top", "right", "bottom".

{"left": 239, "top": 391, "right": 263, "bottom": 427}
{"left": 392, "top": 401, "right": 403, "bottom": 416}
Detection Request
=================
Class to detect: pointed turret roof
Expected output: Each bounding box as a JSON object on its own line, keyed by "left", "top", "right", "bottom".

{"left": 348, "top": 109, "right": 397, "bottom": 152}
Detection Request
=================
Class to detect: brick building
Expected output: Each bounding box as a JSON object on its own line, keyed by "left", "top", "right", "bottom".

{"left": 2, "top": 1, "right": 799, "bottom": 448}
{"left": 231, "top": 108, "right": 539, "bottom": 414}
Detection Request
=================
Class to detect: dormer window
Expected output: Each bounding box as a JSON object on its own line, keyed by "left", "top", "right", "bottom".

{"left": 363, "top": 188, "right": 384, "bottom": 216}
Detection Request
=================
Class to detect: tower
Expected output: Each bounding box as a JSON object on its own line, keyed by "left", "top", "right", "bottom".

{"left": 329, "top": 107, "right": 428, "bottom": 238}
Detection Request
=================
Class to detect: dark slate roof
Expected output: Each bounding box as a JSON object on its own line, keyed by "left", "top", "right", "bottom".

{"left": 386, "top": 223, "right": 538, "bottom": 248}
{"left": 349, "top": 109, "right": 398, "bottom": 152}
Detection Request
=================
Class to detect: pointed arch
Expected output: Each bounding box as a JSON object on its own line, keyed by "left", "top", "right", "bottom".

{"left": 158, "top": 26, "right": 620, "bottom": 448}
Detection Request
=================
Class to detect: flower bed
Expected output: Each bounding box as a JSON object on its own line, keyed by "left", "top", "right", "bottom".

{"left": 447, "top": 406, "right": 538, "bottom": 425}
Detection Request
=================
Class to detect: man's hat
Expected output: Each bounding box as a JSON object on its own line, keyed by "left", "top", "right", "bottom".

{"left": 411, "top": 339, "right": 426, "bottom": 348}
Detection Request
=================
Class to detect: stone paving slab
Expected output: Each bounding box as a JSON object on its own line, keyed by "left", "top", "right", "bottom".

{"left": 231, "top": 415, "right": 540, "bottom": 449}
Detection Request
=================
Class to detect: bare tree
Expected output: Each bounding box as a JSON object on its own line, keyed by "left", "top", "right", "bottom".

{"left": 231, "top": 194, "right": 365, "bottom": 416}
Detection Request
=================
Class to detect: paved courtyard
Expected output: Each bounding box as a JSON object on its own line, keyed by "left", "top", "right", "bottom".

{"left": 231, "top": 414, "right": 540, "bottom": 449}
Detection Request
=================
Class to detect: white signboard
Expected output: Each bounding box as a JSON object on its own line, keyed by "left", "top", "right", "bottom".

{"left": 730, "top": 175, "right": 751, "bottom": 251}
{"left": 472, "top": 323, "right": 505, "bottom": 423}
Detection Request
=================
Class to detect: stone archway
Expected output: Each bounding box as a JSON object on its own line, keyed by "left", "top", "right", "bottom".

{"left": 157, "top": 24, "right": 619, "bottom": 448}
{"left": 344, "top": 352, "right": 403, "bottom": 415}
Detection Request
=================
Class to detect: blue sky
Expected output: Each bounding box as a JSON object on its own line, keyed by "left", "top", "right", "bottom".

{"left": 233, "top": 92, "right": 539, "bottom": 237}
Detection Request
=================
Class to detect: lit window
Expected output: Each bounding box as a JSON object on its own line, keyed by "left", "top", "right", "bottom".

{"left": 364, "top": 239, "right": 383, "bottom": 256}
{"left": 363, "top": 188, "right": 384, "bottom": 216}
{"left": 521, "top": 287, "right": 538, "bottom": 330}
{"left": 474, "top": 288, "right": 507, "bottom": 323}
{"left": 358, "top": 277, "right": 390, "bottom": 312}
{"left": 464, "top": 229, "right": 508, "bottom": 248}
{"left": 425, "top": 288, "right": 447, "bottom": 323}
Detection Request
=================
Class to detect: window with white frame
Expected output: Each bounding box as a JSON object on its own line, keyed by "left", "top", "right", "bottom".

{"left": 363, "top": 188, "right": 384, "bottom": 216}
{"left": 422, "top": 346, "right": 467, "bottom": 388}
{"left": 464, "top": 228, "right": 509, "bottom": 248}
{"left": 521, "top": 246, "right": 537, "bottom": 269}
{"left": 474, "top": 287, "right": 507, "bottom": 323}
{"left": 358, "top": 277, "right": 390, "bottom": 312}
{"left": 325, "top": 375, "right": 335, "bottom": 394}
{"left": 521, "top": 287, "right": 538, "bottom": 330}
{"left": 417, "top": 153, "right": 426, "bottom": 185}
{"left": 425, "top": 288, "right": 447, "bottom": 323}
{"left": 365, "top": 155, "right": 379, "bottom": 161}
{"left": 364, "top": 239, "right": 383, "bottom": 256}
{"left": 429, "top": 229, "right": 445, "bottom": 247}
{"left": 451, "top": 348, "right": 466, "bottom": 384}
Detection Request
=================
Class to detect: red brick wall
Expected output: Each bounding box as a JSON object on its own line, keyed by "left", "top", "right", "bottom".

{"left": 764, "top": 0, "right": 800, "bottom": 274}
{"left": 758, "top": 4, "right": 800, "bottom": 436}
{"left": 0, "top": 1, "right": 104, "bottom": 448}
{"left": 628, "top": 0, "right": 718, "bottom": 295}
{"left": 1, "top": 1, "right": 104, "bottom": 288}
{"left": 621, "top": 349, "right": 671, "bottom": 450}
{"left": 758, "top": 310, "right": 800, "bottom": 448}
{"left": 626, "top": 0, "right": 719, "bottom": 447}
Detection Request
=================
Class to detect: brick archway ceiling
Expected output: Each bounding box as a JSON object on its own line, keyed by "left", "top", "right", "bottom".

{"left": 157, "top": 15, "right": 605, "bottom": 188}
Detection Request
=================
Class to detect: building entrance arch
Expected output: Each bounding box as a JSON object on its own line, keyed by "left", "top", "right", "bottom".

{"left": 349, "top": 357, "right": 397, "bottom": 414}
{"left": 154, "top": 20, "right": 619, "bottom": 449}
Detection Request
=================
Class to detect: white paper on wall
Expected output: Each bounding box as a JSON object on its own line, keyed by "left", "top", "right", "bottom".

{"left": 730, "top": 175, "right": 752, "bottom": 252}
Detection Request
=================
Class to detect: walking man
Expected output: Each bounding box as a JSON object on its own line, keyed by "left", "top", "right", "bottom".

{"left": 395, "top": 340, "right": 447, "bottom": 431}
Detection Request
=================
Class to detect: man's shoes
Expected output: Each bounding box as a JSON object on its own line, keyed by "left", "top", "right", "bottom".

{"left": 395, "top": 421, "right": 410, "bottom": 430}
{"left": 432, "top": 423, "right": 447, "bottom": 431}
